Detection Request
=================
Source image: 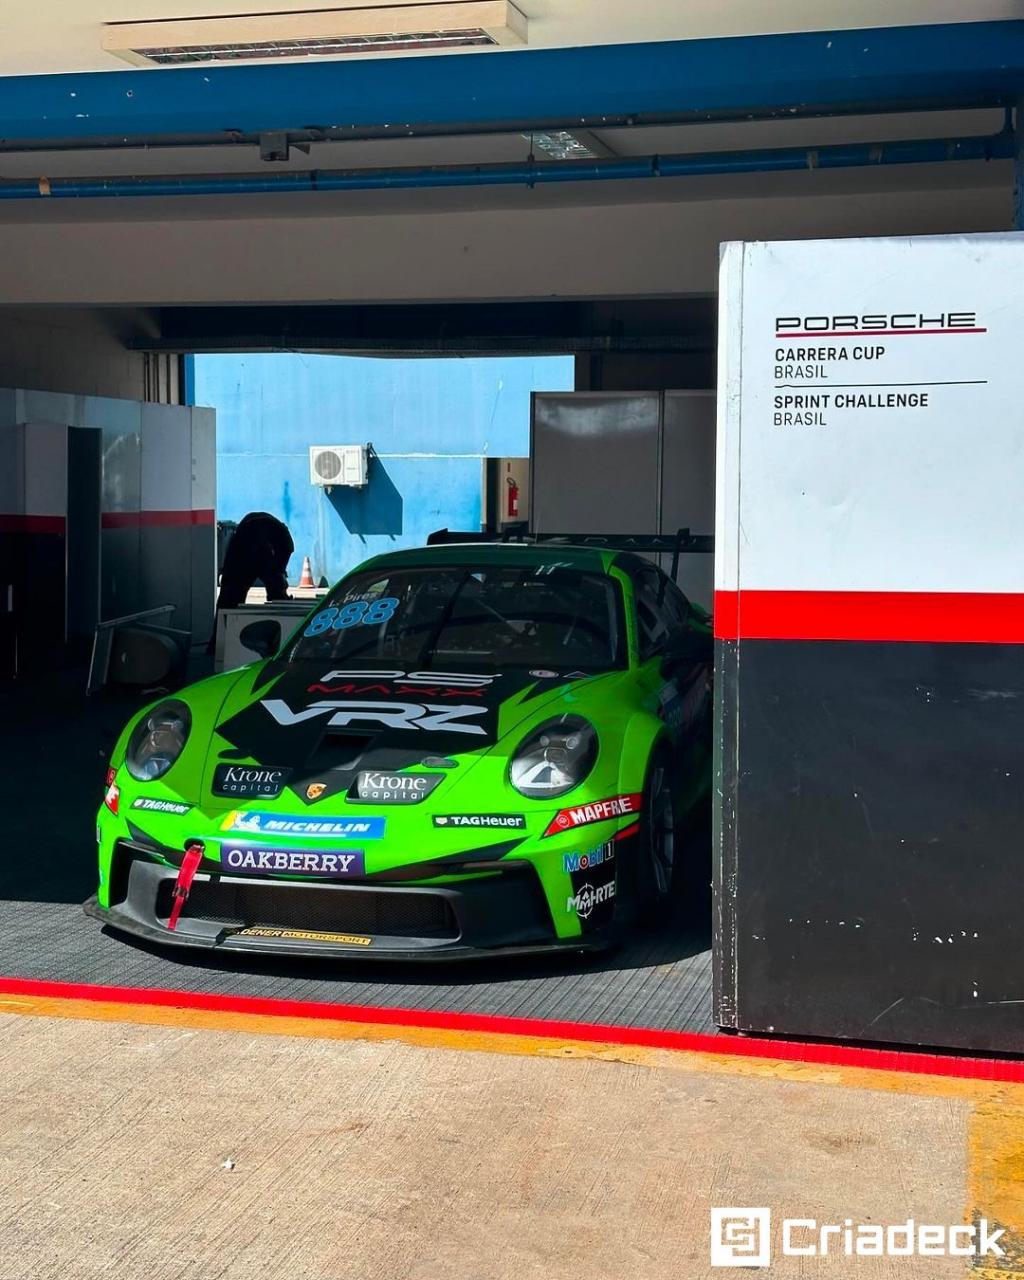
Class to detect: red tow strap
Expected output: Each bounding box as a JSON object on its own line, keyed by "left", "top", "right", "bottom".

{"left": 167, "top": 843, "right": 205, "bottom": 931}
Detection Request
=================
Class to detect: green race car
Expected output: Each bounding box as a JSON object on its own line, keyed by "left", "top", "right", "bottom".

{"left": 86, "top": 540, "right": 713, "bottom": 959}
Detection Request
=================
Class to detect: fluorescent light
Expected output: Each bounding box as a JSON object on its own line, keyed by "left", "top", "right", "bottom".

{"left": 104, "top": 3, "right": 528, "bottom": 67}
{"left": 525, "top": 131, "right": 616, "bottom": 161}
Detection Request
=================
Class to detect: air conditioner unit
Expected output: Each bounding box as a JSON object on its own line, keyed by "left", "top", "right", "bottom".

{"left": 309, "top": 444, "right": 369, "bottom": 489}
{"left": 103, "top": 3, "right": 527, "bottom": 67}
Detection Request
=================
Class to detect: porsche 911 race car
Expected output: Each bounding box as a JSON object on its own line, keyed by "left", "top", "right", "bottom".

{"left": 86, "top": 538, "right": 713, "bottom": 959}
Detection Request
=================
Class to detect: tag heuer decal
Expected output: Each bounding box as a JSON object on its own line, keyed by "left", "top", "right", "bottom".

{"left": 433, "top": 814, "right": 526, "bottom": 830}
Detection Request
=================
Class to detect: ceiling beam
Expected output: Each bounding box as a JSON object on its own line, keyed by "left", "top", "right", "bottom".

{"left": 0, "top": 21, "right": 1022, "bottom": 145}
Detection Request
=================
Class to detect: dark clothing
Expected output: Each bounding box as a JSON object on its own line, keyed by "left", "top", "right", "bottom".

{"left": 210, "top": 512, "right": 294, "bottom": 649}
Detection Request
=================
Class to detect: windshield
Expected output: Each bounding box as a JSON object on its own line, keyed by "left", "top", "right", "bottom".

{"left": 288, "top": 564, "right": 625, "bottom": 672}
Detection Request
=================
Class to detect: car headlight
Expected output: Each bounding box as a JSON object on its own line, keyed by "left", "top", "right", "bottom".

{"left": 509, "top": 715, "right": 598, "bottom": 799}
{"left": 125, "top": 700, "right": 191, "bottom": 782}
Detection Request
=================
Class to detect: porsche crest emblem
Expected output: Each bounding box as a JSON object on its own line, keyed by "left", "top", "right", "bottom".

{"left": 306, "top": 782, "right": 327, "bottom": 801}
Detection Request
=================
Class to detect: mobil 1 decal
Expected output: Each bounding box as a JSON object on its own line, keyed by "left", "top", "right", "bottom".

{"left": 564, "top": 841, "right": 616, "bottom": 933}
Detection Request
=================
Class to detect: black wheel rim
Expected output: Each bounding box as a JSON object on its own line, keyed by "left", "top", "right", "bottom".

{"left": 650, "top": 763, "right": 675, "bottom": 897}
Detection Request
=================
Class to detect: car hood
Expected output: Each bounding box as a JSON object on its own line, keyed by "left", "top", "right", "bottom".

{"left": 205, "top": 659, "right": 621, "bottom": 807}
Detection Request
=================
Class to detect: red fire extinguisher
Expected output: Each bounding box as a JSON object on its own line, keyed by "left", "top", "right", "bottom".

{"left": 506, "top": 475, "right": 520, "bottom": 520}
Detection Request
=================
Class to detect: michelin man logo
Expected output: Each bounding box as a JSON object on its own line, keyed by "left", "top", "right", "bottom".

{"left": 710, "top": 1209, "right": 771, "bottom": 1268}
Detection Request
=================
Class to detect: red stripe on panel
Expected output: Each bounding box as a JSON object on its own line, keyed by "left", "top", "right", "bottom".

{"left": 101, "top": 509, "right": 215, "bottom": 529}
{"left": 714, "top": 590, "right": 1024, "bottom": 644}
{"left": 775, "top": 328, "right": 988, "bottom": 338}
{"left": 0, "top": 514, "right": 66, "bottom": 534}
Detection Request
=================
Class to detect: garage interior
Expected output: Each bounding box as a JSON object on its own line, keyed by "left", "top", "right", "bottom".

{"left": 2, "top": 5, "right": 1023, "bottom": 1048}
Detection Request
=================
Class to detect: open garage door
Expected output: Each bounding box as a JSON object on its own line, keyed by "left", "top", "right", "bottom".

{"left": 1, "top": 10, "right": 1024, "bottom": 1055}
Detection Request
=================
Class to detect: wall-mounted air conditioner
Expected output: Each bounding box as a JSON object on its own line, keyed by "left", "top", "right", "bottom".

{"left": 309, "top": 444, "right": 370, "bottom": 489}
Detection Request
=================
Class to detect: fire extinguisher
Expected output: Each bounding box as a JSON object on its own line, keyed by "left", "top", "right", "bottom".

{"left": 506, "top": 475, "right": 520, "bottom": 520}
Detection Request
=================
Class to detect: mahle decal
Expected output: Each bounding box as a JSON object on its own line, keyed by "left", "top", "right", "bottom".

{"left": 567, "top": 881, "right": 616, "bottom": 919}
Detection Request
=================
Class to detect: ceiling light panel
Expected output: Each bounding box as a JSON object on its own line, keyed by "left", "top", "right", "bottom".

{"left": 104, "top": 3, "right": 527, "bottom": 67}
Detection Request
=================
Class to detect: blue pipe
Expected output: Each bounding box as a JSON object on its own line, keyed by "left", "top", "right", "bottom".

{"left": 2, "top": 21, "right": 1023, "bottom": 144}
{"left": 0, "top": 132, "right": 1012, "bottom": 200}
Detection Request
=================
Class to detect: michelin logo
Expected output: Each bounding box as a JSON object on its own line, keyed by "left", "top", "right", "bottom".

{"left": 222, "top": 812, "right": 385, "bottom": 840}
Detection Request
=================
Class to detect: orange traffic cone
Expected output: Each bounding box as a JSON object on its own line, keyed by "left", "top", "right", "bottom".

{"left": 299, "top": 555, "right": 315, "bottom": 588}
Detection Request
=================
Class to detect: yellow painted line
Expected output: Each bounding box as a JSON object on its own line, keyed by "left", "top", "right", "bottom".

{"left": 967, "top": 1102, "right": 1024, "bottom": 1276}
{"left": 2, "top": 990, "right": 1024, "bottom": 1108}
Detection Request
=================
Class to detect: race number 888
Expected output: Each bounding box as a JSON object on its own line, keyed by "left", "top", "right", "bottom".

{"left": 303, "top": 597, "right": 399, "bottom": 637}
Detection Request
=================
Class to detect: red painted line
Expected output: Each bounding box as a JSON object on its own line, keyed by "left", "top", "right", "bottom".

{"left": 714, "top": 590, "right": 1024, "bottom": 644}
{"left": 0, "top": 514, "right": 66, "bottom": 534}
{"left": 101, "top": 509, "right": 215, "bottom": 529}
{"left": 0, "top": 976, "right": 1021, "bottom": 1084}
{"left": 775, "top": 329, "right": 987, "bottom": 337}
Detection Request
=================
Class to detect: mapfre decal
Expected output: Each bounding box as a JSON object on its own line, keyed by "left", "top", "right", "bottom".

{"left": 262, "top": 698, "right": 489, "bottom": 737}
{"left": 544, "top": 793, "right": 642, "bottom": 838}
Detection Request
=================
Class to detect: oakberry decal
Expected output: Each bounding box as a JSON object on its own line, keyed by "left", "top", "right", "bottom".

{"left": 221, "top": 846, "right": 365, "bottom": 876}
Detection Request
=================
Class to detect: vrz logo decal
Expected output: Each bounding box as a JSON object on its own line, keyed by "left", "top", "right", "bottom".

{"left": 262, "top": 699, "right": 488, "bottom": 737}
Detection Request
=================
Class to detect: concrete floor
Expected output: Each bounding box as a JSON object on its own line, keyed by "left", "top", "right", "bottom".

{"left": 0, "top": 1002, "right": 1017, "bottom": 1280}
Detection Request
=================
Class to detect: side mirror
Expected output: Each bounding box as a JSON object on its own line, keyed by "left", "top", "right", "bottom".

{"left": 239, "top": 618, "right": 282, "bottom": 660}
{"left": 664, "top": 628, "right": 713, "bottom": 668}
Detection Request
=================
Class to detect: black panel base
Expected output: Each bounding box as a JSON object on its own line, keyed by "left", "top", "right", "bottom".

{"left": 715, "top": 638, "right": 1024, "bottom": 1053}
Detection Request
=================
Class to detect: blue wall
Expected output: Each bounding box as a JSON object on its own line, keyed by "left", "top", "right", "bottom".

{"left": 194, "top": 352, "right": 573, "bottom": 584}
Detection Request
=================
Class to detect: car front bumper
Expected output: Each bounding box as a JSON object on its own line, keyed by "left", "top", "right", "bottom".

{"left": 84, "top": 842, "right": 610, "bottom": 961}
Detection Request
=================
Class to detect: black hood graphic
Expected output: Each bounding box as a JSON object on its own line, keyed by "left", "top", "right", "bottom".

{"left": 212, "top": 662, "right": 595, "bottom": 805}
